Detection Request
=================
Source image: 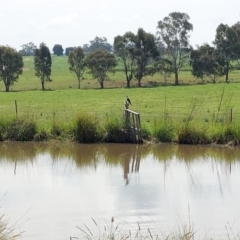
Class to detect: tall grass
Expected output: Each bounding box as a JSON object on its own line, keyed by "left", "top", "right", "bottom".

{"left": 102, "top": 114, "right": 128, "bottom": 143}
{"left": 153, "top": 118, "right": 175, "bottom": 143}
{"left": 0, "top": 214, "right": 20, "bottom": 240}
{"left": 74, "top": 113, "right": 100, "bottom": 143}
{"left": 2, "top": 117, "right": 37, "bottom": 141}
{"left": 178, "top": 124, "right": 210, "bottom": 145}
{"left": 0, "top": 114, "right": 240, "bottom": 145}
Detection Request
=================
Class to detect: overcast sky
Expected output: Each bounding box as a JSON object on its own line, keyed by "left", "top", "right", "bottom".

{"left": 1, "top": 0, "right": 240, "bottom": 51}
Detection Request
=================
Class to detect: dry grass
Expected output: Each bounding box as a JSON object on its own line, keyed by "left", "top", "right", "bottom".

{"left": 73, "top": 216, "right": 197, "bottom": 240}
{"left": 0, "top": 214, "right": 21, "bottom": 240}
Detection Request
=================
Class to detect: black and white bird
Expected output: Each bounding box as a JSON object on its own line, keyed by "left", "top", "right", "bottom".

{"left": 126, "top": 96, "right": 132, "bottom": 105}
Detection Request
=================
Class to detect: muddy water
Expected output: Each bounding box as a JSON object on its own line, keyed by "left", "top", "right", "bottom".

{"left": 0, "top": 142, "right": 240, "bottom": 239}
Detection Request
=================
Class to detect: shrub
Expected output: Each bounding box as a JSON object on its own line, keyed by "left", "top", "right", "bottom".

{"left": 74, "top": 113, "right": 99, "bottom": 143}
{"left": 4, "top": 117, "right": 37, "bottom": 141}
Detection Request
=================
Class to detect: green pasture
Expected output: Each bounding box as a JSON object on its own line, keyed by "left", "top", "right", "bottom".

{"left": 1, "top": 56, "right": 240, "bottom": 92}
{"left": 1, "top": 83, "right": 240, "bottom": 130}
{"left": 1, "top": 56, "right": 240, "bottom": 130}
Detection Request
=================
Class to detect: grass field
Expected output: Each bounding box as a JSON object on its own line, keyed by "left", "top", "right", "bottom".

{"left": 1, "top": 56, "right": 240, "bottom": 143}
{"left": 1, "top": 56, "right": 240, "bottom": 92}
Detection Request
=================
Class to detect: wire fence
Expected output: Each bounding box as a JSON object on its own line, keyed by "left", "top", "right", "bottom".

{"left": 1, "top": 99, "right": 240, "bottom": 127}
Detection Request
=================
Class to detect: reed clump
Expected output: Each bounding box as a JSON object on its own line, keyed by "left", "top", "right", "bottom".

{"left": 210, "top": 125, "right": 240, "bottom": 145}
{"left": 178, "top": 124, "right": 210, "bottom": 145}
{"left": 74, "top": 113, "right": 100, "bottom": 143}
{"left": 153, "top": 120, "right": 175, "bottom": 143}
{"left": 3, "top": 117, "right": 37, "bottom": 141}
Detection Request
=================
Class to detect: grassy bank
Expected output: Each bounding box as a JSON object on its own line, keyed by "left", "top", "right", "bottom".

{"left": 0, "top": 111, "right": 240, "bottom": 145}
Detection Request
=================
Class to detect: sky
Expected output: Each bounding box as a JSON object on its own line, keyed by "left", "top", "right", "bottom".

{"left": 1, "top": 0, "right": 240, "bottom": 51}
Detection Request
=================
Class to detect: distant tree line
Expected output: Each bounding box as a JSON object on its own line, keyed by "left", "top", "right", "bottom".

{"left": 1, "top": 11, "right": 240, "bottom": 92}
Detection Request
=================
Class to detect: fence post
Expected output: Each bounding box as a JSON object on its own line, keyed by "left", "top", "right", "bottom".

{"left": 124, "top": 101, "right": 142, "bottom": 144}
{"left": 230, "top": 108, "right": 232, "bottom": 123}
{"left": 15, "top": 100, "right": 18, "bottom": 116}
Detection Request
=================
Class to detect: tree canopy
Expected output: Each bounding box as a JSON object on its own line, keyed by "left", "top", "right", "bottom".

{"left": 83, "top": 37, "right": 113, "bottom": 54}
{"left": 68, "top": 47, "right": 86, "bottom": 89}
{"left": 85, "top": 50, "right": 117, "bottom": 88}
{"left": 53, "top": 44, "right": 64, "bottom": 56}
{"left": 34, "top": 42, "right": 52, "bottom": 90}
{"left": 19, "top": 42, "right": 37, "bottom": 56}
{"left": 157, "top": 12, "right": 193, "bottom": 85}
{"left": 65, "top": 47, "right": 75, "bottom": 56}
{"left": 0, "top": 46, "right": 23, "bottom": 92}
{"left": 190, "top": 44, "right": 225, "bottom": 83}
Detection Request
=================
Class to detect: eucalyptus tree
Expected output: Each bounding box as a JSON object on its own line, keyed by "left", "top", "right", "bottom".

{"left": 34, "top": 42, "right": 52, "bottom": 91}
{"left": 53, "top": 44, "right": 64, "bottom": 56}
{"left": 83, "top": 37, "right": 113, "bottom": 54}
{"left": 68, "top": 46, "right": 86, "bottom": 89}
{"left": 0, "top": 45, "right": 23, "bottom": 92}
{"left": 19, "top": 42, "right": 37, "bottom": 56}
{"left": 65, "top": 47, "right": 75, "bottom": 56}
{"left": 214, "top": 23, "right": 239, "bottom": 82}
{"left": 232, "top": 21, "right": 240, "bottom": 63}
{"left": 114, "top": 32, "right": 137, "bottom": 88}
{"left": 190, "top": 44, "right": 225, "bottom": 83}
{"left": 85, "top": 50, "right": 117, "bottom": 89}
{"left": 134, "top": 28, "right": 159, "bottom": 87}
{"left": 157, "top": 12, "right": 193, "bottom": 85}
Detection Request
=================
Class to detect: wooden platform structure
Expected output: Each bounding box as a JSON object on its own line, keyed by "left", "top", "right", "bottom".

{"left": 124, "top": 101, "right": 143, "bottom": 144}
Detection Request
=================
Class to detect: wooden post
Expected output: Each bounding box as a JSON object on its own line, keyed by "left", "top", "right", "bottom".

{"left": 132, "top": 113, "right": 136, "bottom": 142}
{"left": 123, "top": 102, "right": 142, "bottom": 144}
{"left": 136, "top": 114, "right": 142, "bottom": 143}
{"left": 15, "top": 100, "right": 18, "bottom": 116}
{"left": 230, "top": 108, "right": 232, "bottom": 123}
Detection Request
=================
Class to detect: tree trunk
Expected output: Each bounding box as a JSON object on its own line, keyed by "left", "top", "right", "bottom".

{"left": 174, "top": 71, "right": 179, "bottom": 85}
{"left": 41, "top": 80, "right": 45, "bottom": 91}
{"left": 138, "top": 78, "right": 141, "bottom": 87}
{"left": 127, "top": 79, "right": 130, "bottom": 88}
{"left": 4, "top": 77, "right": 10, "bottom": 92}
{"left": 5, "top": 84, "right": 10, "bottom": 92}
{"left": 226, "top": 62, "right": 229, "bottom": 83}
{"left": 100, "top": 81, "right": 104, "bottom": 89}
{"left": 78, "top": 79, "right": 80, "bottom": 89}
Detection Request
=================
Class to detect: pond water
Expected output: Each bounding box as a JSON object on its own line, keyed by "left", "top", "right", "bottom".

{"left": 0, "top": 142, "right": 240, "bottom": 240}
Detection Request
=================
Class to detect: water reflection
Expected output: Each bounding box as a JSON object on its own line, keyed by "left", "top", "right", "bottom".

{"left": 1, "top": 142, "right": 240, "bottom": 240}
{"left": 1, "top": 142, "right": 240, "bottom": 163}
{"left": 0, "top": 142, "right": 239, "bottom": 181}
